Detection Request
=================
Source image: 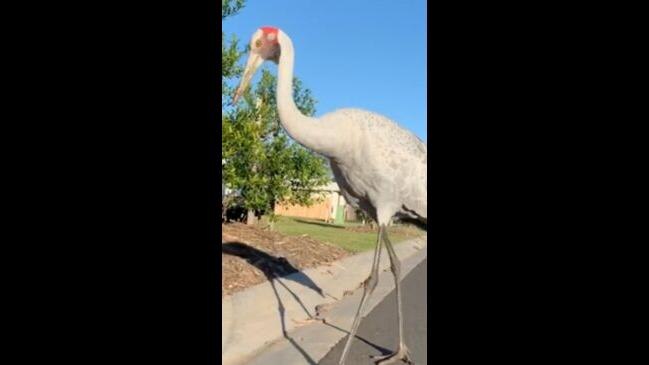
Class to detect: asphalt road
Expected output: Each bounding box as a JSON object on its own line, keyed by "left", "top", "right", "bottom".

{"left": 318, "top": 259, "right": 427, "bottom": 365}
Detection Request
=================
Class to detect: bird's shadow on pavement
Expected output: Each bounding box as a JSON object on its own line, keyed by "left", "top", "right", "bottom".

{"left": 222, "top": 241, "right": 323, "bottom": 364}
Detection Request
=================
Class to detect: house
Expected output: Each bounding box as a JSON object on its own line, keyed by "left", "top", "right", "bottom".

{"left": 274, "top": 182, "right": 349, "bottom": 224}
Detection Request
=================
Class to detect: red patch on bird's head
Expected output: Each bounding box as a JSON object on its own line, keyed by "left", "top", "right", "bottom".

{"left": 260, "top": 26, "right": 279, "bottom": 43}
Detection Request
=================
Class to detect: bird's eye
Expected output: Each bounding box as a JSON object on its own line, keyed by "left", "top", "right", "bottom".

{"left": 255, "top": 39, "right": 262, "bottom": 48}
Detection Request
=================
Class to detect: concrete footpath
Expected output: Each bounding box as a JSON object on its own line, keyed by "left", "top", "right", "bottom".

{"left": 222, "top": 235, "right": 428, "bottom": 365}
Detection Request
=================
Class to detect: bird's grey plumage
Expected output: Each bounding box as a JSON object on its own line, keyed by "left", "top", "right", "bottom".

{"left": 320, "top": 108, "right": 427, "bottom": 227}
{"left": 235, "top": 28, "right": 425, "bottom": 365}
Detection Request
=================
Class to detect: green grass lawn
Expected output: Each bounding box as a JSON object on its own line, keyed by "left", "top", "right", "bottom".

{"left": 270, "top": 216, "right": 424, "bottom": 253}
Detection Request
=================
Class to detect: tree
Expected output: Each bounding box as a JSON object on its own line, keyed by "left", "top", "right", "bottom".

{"left": 222, "top": 0, "right": 245, "bottom": 20}
{"left": 222, "top": 0, "right": 245, "bottom": 108}
{"left": 221, "top": 1, "right": 330, "bottom": 226}
{"left": 222, "top": 70, "right": 330, "bottom": 225}
{"left": 221, "top": 0, "right": 245, "bottom": 220}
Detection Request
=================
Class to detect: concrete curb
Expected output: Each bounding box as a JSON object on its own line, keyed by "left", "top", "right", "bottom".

{"left": 221, "top": 235, "right": 427, "bottom": 365}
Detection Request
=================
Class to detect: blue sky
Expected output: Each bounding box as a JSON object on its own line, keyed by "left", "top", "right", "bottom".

{"left": 223, "top": 0, "right": 427, "bottom": 142}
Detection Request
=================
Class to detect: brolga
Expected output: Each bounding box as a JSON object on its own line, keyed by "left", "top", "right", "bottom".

{"left": 233, "top": 27, "right": 426, "bottom": 365}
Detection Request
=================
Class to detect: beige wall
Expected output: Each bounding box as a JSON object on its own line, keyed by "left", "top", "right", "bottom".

{"left": 274, "top": 183, "right": 347, "bottom": 222}
{"left": 274, "top": 198, "right": 332, "bottom": 221}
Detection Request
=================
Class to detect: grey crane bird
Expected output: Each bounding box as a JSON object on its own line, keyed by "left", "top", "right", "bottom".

{"left": 233, "top": 26, "right": 427, "bottom": 365}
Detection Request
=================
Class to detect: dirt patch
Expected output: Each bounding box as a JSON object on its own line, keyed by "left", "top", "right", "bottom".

{"left": 222, "top": 223, "right": 349, "bottom": 297}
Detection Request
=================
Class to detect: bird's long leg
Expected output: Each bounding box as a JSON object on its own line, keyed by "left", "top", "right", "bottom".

{"left": 370, "top": 225, "right": 413, "bottom": 365}
{"left": 338, "top": 226, "right": 384, "bottom": 365}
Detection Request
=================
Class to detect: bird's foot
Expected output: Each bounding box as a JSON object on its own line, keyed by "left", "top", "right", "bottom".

{"left": 370, "top": 345, "right": 414, "bottom": 365}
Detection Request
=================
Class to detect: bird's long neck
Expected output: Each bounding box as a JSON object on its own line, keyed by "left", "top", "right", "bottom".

{"left": 276, "top": 32, "right": 339, "bottom": 157}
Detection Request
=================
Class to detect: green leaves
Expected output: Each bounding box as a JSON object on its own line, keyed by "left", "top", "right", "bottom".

{"left": 222, "top": 33, "right": 241, "bottom": 79}
{"left": 222, "top": 71, "right": 330, "bottom": 215}
{"left": 222, "top": 0, "right": 245, "bottom": 20}
{"left": 222, "top": 0, "right": 245, "bottom": 106}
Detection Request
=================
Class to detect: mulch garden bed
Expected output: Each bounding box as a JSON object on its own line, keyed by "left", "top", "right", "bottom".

{"left": 221, "top": 223, "right": 349, "bottom": 297}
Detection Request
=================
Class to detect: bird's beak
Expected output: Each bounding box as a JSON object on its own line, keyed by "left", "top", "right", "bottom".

{"left": 233, "top": 53, "right": 264, "bottom": 105}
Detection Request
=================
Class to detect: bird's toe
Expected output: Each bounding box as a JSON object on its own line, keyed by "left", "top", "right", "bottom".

{"left": 370, "top": 345, "right": 413, "bottom": 365}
